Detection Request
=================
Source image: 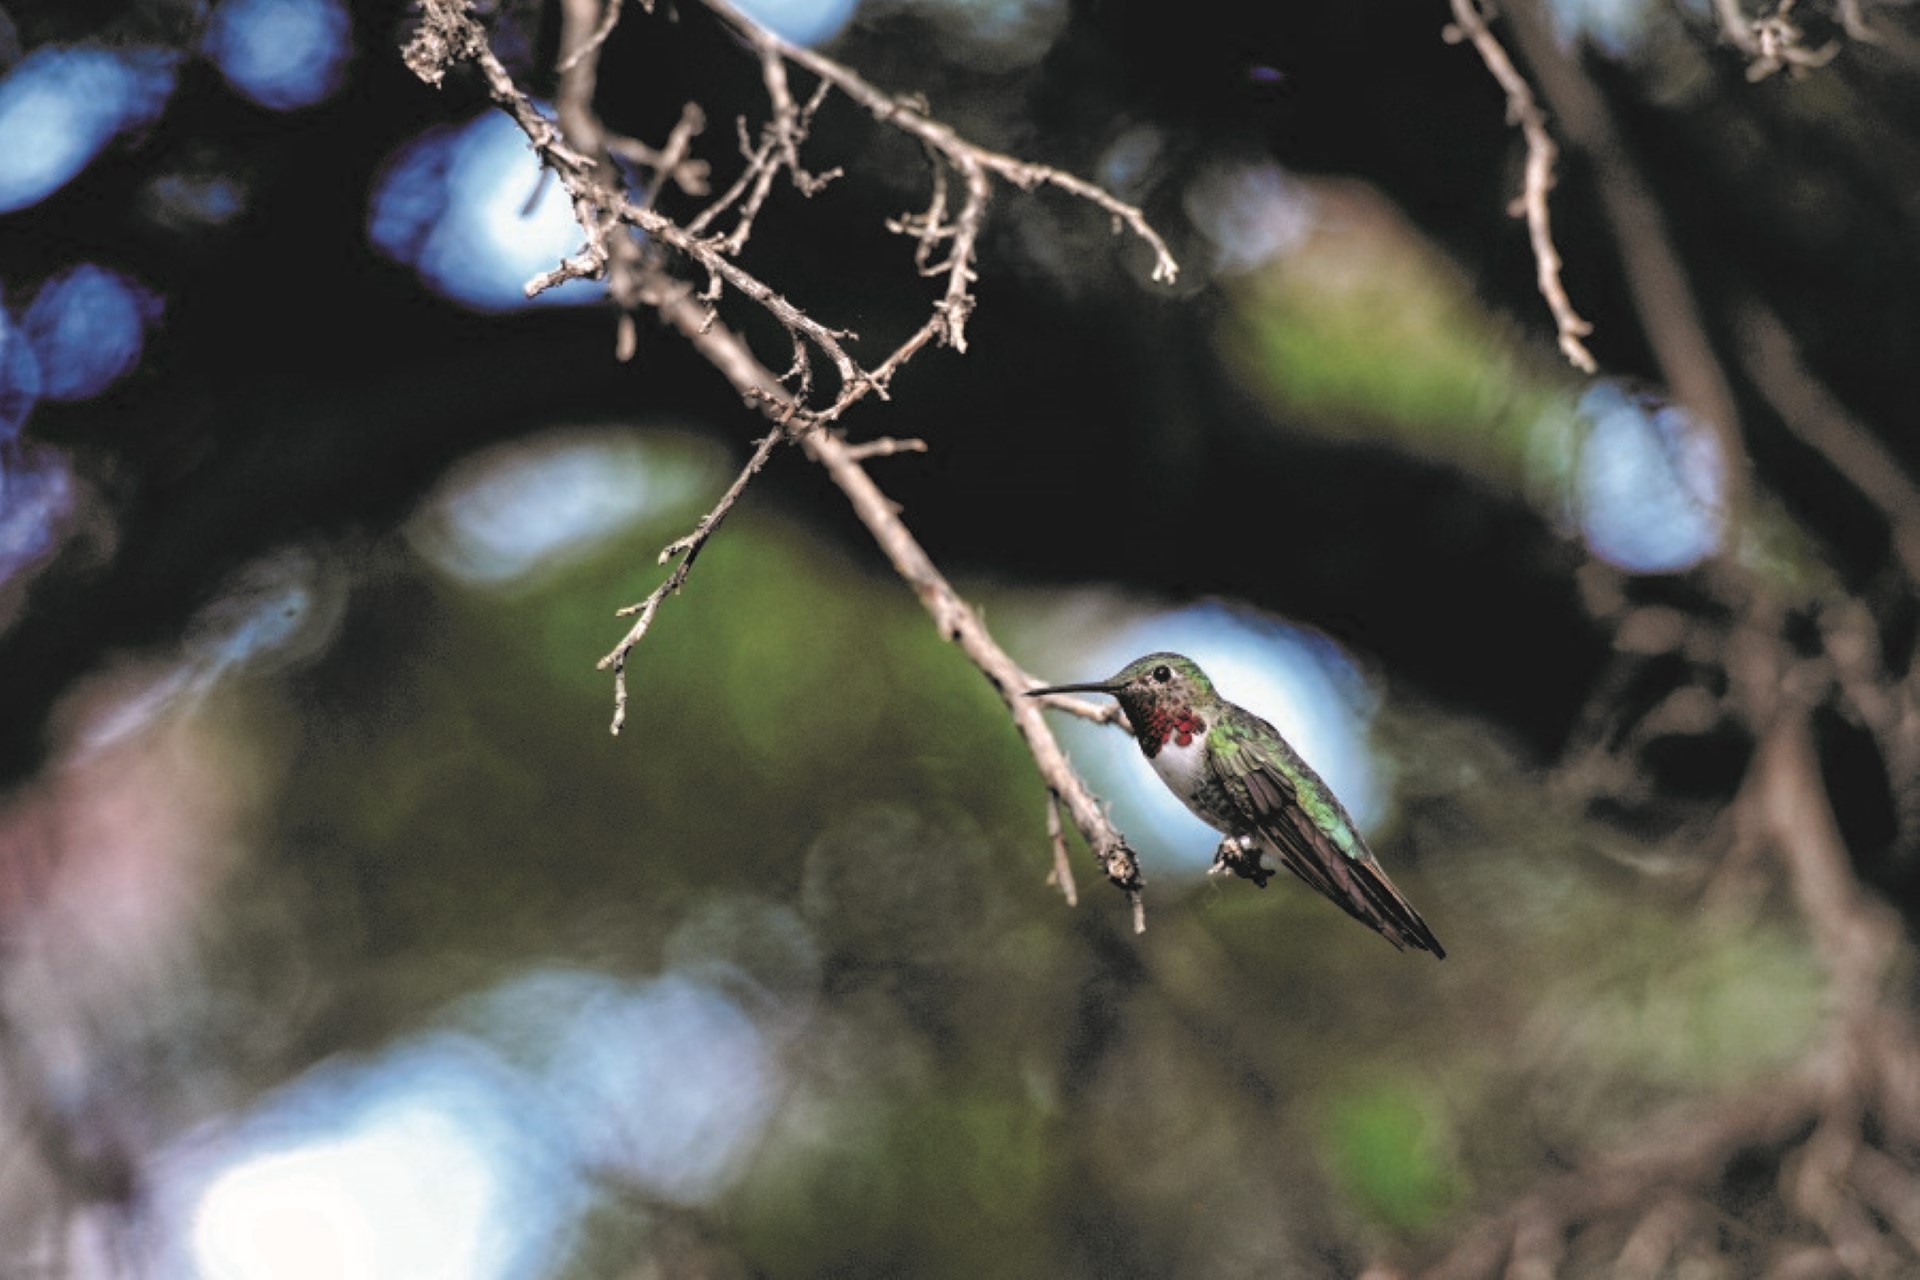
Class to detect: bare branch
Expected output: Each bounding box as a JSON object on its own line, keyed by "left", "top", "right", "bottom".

{"left": 698, "top": 0, "right": 1179, "bottom": 288}
{"left": 841, "top": 436, "right": 928, "bottom": 461}
{"left": 595, "top": 427, "right": 785, "bottom": 735}
{"left": 404, "top": 0, "right": 1176, "bottom": 922}
{"left": 410, "top": 1, "right": 871, "bottom": 397}
{"left": 684, "top": 48, "right": 841, "bottom": 255}
{"left": 1026, "top": 690, "right": 1130, "bottom": 729}
{"left": 1443, "top": 0, "right": 1598, "bottom": 373}
{"left": 1495, "top": 0, "right": 1751, "bottom": 527}
{"left": 557, "top": 0, "right": 643, "bottom": 74}
{"left": 804, "top": 422, "right": 1148, "bottom": 922}
{"left": 410, "top": 0, "right": 1177, "bottom": 420}
{"left": 656, "top": 288, "right": 1149, "bottom": 922}
{"left": 610, "top": 103, "right": 711, "bottom": 207}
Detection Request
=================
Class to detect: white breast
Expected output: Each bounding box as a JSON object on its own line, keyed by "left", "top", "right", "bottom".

{"left": 1146, "top": 734, "right": 1225, "bottom": 831}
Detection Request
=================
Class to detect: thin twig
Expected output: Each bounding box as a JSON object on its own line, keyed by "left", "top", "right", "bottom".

{"left": 841, "top": 436, "right": 928, "bottom": 461}
{"left": 1496, "top": 0, "right": 1750, "bottom": 528}
{"left": 1027, "top": 690, "right": 1130, "bottom": 729}
{"left": 595, "top": 428, "right": 785, "bottom": 734}
{"left": 692, "top": 49, "right": 841, "bottom": 256}
{"left": 699, "top": 0, "right": 1179, "bottom": 288}
{"left": 413, "top": 1, "right": 874, "bottom": 398}
{"left": 622, "top": 103, "right": 711, "bottom": 208}
{"left": 804, "top": 420, "right": 1148, "bottom": 923}
{"left": 409, "top": 0, "right": 1176, "bottom": 420}
{"left": 1443, "top": 0, "right": 1598, "bottom": 374}
{"left": 549, "top": 0, "right": 653, "bottom": 361}
{"left": 557, "top": 0, "right": 641, "bottom": 74}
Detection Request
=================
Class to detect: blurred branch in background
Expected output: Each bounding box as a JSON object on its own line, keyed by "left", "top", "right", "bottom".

{"left": 1711, "top": 0, "right": 1841, "bottom": 79}
{"left": 1428, "top": 569, "right": 1920, "bottom": 1275}
{"left": 1414, "top": 1, "right": 1920, "bottom": 1264}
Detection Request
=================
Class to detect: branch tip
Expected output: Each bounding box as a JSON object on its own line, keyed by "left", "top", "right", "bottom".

{"left": 1447, "top": 0, "right": 1600, "bottom": 374}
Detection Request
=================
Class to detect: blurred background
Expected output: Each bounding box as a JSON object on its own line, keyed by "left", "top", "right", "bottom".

{"left": 1, "top": 0, "right": 1918, "bottom": 1275}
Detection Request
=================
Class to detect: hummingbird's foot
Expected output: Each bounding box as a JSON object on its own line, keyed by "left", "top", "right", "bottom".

{"left": 1209, "top": 835, "right": 1272, "bottom": 888}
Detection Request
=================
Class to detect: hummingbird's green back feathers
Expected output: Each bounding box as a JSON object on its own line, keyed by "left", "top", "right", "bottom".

{"left": 1208, "top": 704, "right": 1445, "bottom": 957}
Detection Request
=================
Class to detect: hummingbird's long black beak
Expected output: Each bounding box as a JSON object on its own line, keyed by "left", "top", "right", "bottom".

{"left": 1025, "top": 680, "right": 1118, "bottom": 697}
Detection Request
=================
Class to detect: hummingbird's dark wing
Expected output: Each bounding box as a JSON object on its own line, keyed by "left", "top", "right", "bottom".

{"left": 1209, "top": 706, "right": 1445, "bottom": 958}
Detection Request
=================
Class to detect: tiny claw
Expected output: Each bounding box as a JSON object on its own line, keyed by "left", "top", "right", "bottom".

{"left": 1210, "top": 836, "right": 1272, "bottom": 888}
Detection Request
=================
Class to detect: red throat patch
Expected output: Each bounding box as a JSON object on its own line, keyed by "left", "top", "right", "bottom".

{"left": 1139, "top": 705, "right": 1206, "bottom": 758}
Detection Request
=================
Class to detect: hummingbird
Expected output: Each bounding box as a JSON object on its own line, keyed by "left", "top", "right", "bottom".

{"left": 1027, "top": 652, "right": 1443, "bottom": 957}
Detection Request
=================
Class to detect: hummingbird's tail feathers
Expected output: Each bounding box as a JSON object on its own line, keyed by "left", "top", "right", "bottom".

{"left": 1343, "top": 856, "right": 1446, "bottom": 959}
{"left": 1258, "top": 824, "right": 1446, "bottom": 959}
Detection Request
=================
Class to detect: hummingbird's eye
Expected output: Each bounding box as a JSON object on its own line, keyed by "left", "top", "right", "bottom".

{"left": 1152, "top": 665, "right": 1172, "bottom": 683}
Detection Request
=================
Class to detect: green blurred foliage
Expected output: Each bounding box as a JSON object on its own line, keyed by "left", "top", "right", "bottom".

{"left": 1220, "top": 187, "right": 1844, "bottom": 599}
{"left": 1222, "top": 190, "right": 1566, "bottom": 495}
{"left": 1314, "top": 1077, "right": 1463, "bottom": 1233}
